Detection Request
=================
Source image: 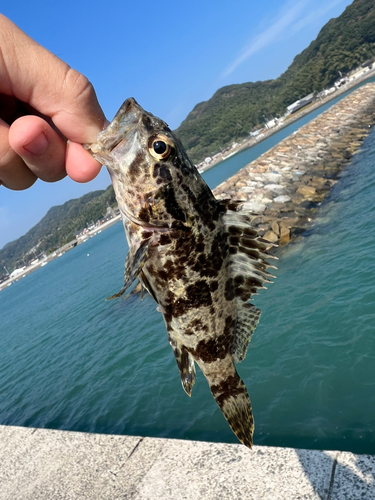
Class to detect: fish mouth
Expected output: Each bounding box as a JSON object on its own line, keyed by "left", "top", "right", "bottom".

{"left": 84, "top": 98, "right": 142, "bottom": 156}
{"left": 99, "top": 99, "right": 139, "bottom": 150}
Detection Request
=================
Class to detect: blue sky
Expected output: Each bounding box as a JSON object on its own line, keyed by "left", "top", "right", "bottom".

{"left": 1, "top": 0, "right": 353, "bottom": 251}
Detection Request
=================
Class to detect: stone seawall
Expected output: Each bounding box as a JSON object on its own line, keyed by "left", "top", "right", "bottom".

{"left": 213, "top": 83, "right": 375, "bottom": 246}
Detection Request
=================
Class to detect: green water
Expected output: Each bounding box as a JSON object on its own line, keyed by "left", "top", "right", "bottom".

{"left": 251, "top": 133, "right": 375, "bottom": 452}
{"left": 0, "top": 94, "right": 374, "bottom": 454}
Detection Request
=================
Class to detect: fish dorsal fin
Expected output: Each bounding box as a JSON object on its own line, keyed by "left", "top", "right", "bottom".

{"left": 232, "top": 302, "right": 261, "bottom": 362}
{"left": 219, "top": 200, "right": 277, "bottom": 362}
{"left": 219, "top": 199, "right": 277, "bottom": 301}
{"left": 107, "top": 238, "right": 152, "bottom": 300}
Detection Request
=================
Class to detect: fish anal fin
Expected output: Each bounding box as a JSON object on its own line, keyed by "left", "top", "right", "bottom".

{"left": 232, "top": 302, "right": 261, "bottom": 363}
{"left": 107, "top": 238, "right": 151, "bottom": 300}
{"left": 210, "top": 371, "right": 254, "bottom": 448}
{"left": 169, "top": 337, "right": 196, "bottom": 397}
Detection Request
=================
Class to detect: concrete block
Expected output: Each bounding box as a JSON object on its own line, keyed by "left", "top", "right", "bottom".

{"left": 0, "top": 426, "right": 373, "bottom": 500}
{"left": 0, "top": 425, "right": 141, "bottom": 500}
{"left": 134, "top": 439, "right": 333, "bottom": 500}
{"left": 330, "top": 451, "right": 375, "bottom": 499}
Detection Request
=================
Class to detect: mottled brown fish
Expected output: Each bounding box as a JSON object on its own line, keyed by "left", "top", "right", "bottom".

{"left": 84, "top": 98, "right": 276, "bottom": 448}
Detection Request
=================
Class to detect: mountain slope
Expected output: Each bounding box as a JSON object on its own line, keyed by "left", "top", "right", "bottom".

{"left": 2, "top": 0, "right": 374, "bottom": 271}
{"left": 0, "top": 185, "right": 116, "bottom": 271}
{"left": 175, "top": 0, "right": 375, "bottom": 163}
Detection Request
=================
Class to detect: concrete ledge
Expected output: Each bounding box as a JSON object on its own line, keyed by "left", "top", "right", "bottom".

{"left": 0, "top": 425, "right": 374, "bottom": 499}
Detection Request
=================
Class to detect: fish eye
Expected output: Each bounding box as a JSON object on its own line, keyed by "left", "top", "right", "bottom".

{"left": 148, "top": 134, "right": 173, "bottom": 160}
{"left": 154, "top": 141, "right": 167, "bottom": 155}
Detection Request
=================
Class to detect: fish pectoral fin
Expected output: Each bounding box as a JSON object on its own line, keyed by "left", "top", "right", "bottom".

{"left": 106, "top": 239, "right": 152, "bottom": 300}
{"left": 169, "top": 339, "right": 196, "bottom": 397}
{"left": 232, "top": 302, "right": 261, "bottom": 363}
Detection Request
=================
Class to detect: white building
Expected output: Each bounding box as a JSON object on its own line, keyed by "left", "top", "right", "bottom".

{"left": 10, "top": 267, "right": 26, "bottom": 279}
{"left": 287, "top": 93, "right": 314, "bottom": 114}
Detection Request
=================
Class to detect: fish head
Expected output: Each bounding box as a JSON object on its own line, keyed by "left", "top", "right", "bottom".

{"left": 85, "top": 98, "right": 203, "bottom": 229}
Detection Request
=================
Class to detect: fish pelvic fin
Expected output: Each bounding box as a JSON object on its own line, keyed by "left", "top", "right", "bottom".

{"left": 107, "top": 238, "right": 152, "bottom": 300}
{"left": 169, "top": 337, "right": 196, "bottom": 397}
{"left": 140, "top": 271, "right": 159, "bottom": 303}
{"left": 210, "top": 371, "right": 254, "bottom": 448}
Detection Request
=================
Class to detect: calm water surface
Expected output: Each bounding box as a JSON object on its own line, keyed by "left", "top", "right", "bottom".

{"left": 1, "top": 87, "right": 375, "bottom": 454}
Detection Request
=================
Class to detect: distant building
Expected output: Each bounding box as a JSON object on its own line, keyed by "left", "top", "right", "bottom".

{"left": 10, "top": 267, "right": 26, "bottom": 279}
{"left": 361, "top": 59, "right": 374, "bottom": 69}
{"left": 287, "top": 93, "right": 314, "bottom": 114}
{"left": 265, "top": 118, "right": 277, "bottom": 129}
{"left": 334, "top": 77, "right": 349, "bottom": 88}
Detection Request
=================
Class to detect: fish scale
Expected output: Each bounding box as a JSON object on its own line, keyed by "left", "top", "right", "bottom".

{"left": 84, "top": 98, "right": 276, "bottom": 448}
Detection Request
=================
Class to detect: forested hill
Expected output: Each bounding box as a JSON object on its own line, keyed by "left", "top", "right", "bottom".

{"left": 2, "top": 0, "right": 374, "bottom": 271}
{"left": 175, "top": 0, "right": 375, "bottom": 163}
{"left": 0, "top": 185, "right": 116, "bottom": 272}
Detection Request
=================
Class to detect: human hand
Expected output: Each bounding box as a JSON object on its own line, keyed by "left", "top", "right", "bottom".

{"left": 0, "top": 14, "right": 106, "bottom": 190}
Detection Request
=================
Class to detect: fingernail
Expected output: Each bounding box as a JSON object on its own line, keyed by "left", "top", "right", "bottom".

{"left": 23, "top": 131, "right": 48, "bottom": 155}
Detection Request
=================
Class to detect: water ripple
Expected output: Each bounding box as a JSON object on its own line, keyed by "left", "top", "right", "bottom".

{"left": 1, "top": 125, "right": 375, "bottom": 454}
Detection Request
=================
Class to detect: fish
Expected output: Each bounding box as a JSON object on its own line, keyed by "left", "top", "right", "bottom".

{"left": 84, "top": 98, "right": 276, "bottom": 448}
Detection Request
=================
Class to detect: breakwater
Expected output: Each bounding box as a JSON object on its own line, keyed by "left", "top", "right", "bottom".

{"left": 213, "top": 82, "right": 375, "bottom": 246}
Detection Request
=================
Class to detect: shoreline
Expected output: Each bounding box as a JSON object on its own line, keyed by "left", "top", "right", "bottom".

{"left": 0, "top": 215, "right": 122, "bottom": 292}
{"left": 213, "top": 82, "right": 375, "bottom": 248}
{"left": 3, "top": 76, "right": 375, "bottom": 290}
{"left": 199, "top": 66, "right": 375, "bottom": 173}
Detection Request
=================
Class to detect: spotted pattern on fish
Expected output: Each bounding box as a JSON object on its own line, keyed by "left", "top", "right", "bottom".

{"left": 84, "top": 98, "right": 277, "bottom": 448}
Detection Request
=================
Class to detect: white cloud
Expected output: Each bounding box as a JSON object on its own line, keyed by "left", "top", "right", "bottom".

{"left": 288, "top": 0, "right": 346, "bottom": 35}
{"left": 221, "top": 0, "right": 347, "bottom": 78}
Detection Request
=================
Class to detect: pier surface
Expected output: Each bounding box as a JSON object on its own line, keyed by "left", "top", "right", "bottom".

{"left": 214, "top": 82, "right": 375, "bottom": 246}
{"left": 0, "top": 425, "right": 374, "bottom": 499}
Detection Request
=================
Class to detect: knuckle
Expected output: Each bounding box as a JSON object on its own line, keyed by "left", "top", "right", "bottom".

{"left": 62, "top": 68, "right": 95, "bottom": 105}
{"left": 0, "top": 130, "right": 38, "bottom": 189}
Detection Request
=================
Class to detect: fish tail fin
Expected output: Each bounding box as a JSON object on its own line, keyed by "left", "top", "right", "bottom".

{"left": 210, "top": 371, "right": 254, "bottom": 448}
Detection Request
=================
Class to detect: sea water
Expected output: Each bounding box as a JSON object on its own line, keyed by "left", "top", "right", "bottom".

{"left": 1, "top": 87, "right": 375, "bottom": 454}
